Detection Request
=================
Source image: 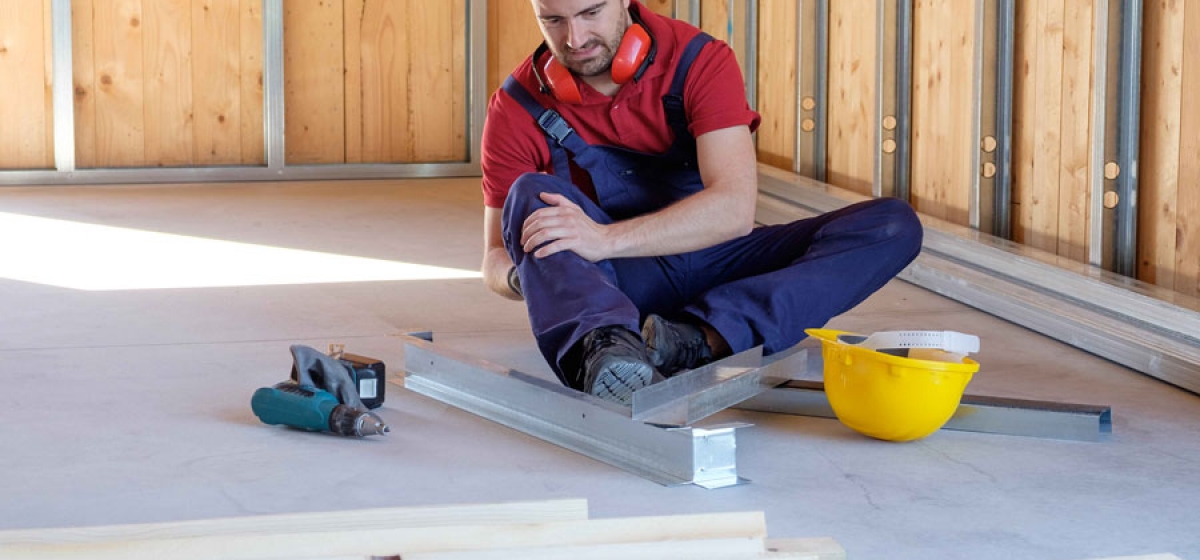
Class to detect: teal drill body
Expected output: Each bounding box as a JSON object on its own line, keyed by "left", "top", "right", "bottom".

{"left": 251, "top": 382, "right": 390, "bottom": 437}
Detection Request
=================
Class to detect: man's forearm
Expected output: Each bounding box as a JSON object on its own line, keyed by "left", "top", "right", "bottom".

{"left": 483, "top": 246, "right": 523, "bottom": 300}
{"left": 604, "top": 182, "right": 756, "bottom": 259}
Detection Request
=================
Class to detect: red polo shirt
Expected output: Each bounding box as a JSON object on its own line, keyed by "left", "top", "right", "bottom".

{"left": 480, "top": 0, "right": 761, "bottom": 209}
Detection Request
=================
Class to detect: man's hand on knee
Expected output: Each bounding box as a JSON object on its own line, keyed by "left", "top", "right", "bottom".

{"left": 520, "top": 192, "right": 614, "bottom": 262}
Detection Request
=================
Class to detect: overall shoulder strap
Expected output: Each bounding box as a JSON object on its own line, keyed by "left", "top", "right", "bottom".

{"left": 501, "top": 76, "right": 589, "bottom": 180}
{"left": 661, "top": 32, "right": 715, "bottom": 143}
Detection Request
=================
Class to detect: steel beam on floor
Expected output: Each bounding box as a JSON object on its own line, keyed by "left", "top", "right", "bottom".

{"left": 755, "top": 165, "right": 1200, "bottom": 396}
{"left": 402, "top": 338, "right": 749, "bottom": 489}
{"left": 738, "top": 381, "right": 1112, "bottom": 442}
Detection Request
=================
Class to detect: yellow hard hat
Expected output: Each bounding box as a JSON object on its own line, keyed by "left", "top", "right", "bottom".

{"left": 806, "top": 328, "right": 980, "bottom": 442}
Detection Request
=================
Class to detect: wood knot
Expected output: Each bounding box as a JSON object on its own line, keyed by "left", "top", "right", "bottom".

{"left": 74, "top": 86, "right": 87, "bottom": 97}
{"left": 100, "top": 74, "right": 113, "bottom": 85}
{"left": 218, "top": 114, "right": 226, "bottom": 123}
{"left": 130, "top": 17, "right": 140, "bottom": 27}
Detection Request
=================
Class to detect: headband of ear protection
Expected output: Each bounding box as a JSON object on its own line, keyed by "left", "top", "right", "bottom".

{"left": 532, "top": 8, "right": 657, "bottom": 104}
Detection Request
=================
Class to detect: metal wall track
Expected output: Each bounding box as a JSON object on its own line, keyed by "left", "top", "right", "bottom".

{"left": 755, "top": 165, "right": 1200, "bottom": 395}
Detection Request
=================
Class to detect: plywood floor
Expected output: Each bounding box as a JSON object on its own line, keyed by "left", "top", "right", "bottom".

{"left": 0, "top": 177, "right": 1197, "bottom": 559}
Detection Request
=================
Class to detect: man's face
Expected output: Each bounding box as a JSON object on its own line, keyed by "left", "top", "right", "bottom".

{"left": 531, "top": 0, "right": 631, "bottom": 78}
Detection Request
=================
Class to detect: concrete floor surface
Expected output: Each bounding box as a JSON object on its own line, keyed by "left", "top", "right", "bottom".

{"left": 0, "top": 178, "right": 1196, "bottom": 559}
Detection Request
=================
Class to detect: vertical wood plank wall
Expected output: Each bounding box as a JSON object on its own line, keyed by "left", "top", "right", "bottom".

{"left": 1140, "top": 0, "right": 1200, "bottom": 297}
{"left": 909, "top": 0, "right": 976, "bottom": 225}
{"left": 69, "top": 0, "right": 263, "bottom": 168}
{"left": 754, "top": 0, "right": 796, "bottom": 171}
{"left": 826, "top": 0, "right": 877, "bottom": 196}
{"left": 0, "top": 0, "right": 54, "bottom": 170}
{"left": 1011, "top": 0, "right": 1095, "bottom": 261}
{"left": 283, "top": 0, "right": 465, "bottom": 165}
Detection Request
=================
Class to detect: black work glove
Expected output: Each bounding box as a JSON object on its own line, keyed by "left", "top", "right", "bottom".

{"left": 289, "top": 344, "right": 366, "bottom": 410}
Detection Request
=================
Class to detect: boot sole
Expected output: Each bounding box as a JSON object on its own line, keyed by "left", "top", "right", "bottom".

{"left": 590, "top": 361, "right": 655, "bottom": 406}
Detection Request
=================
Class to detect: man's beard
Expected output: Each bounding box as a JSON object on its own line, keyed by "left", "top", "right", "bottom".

{"left": 555, "top": 13, "right": 629, "bottom": 78}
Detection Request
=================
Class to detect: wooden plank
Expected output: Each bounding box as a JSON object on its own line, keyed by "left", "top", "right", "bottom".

{"left": 342, "top": 0, "right": 364, "bottom": 163}
{"left": 1138, "top": 0, "right": 1184, "bottom": 289}
{"left": 754, "top": 0, "right": 796, "bottom": 171}
{"left": 1028, "top": 0, "right": 1065, "bottom": 251}
{"left": 142, "top": 0, "right": 194, "bottom": 167}
{"left": 0, "top": 500, "right": 587, "bottom": 549}
{"left": 92, "top": 0, "right": 146, "bottom": 167}
{"left": 1178, "top": 0, "right": 1200, "bottom": 298}
{"left": 239, "top": 0, "right": 264, "bottom": 164}
{"left": 0, "top": 0, "right": 51, "bottom": 169}
{"left": 1056, "top": 0, "right": 1095, "bottom": 262}
{"left": 487, "top": 0, "right": 540, "bottom": 96}
{"left": 400, "top": 537, "right": 766, "bottom": 560}
{"left": 42, "top": 0, "right": 55, "bottom": 167}
{"left": 0, "top": 511, "right": 765, "bottom": 560}
{"left": 452, "top": 0, "right": 466, "bottom": 160}
{"left": 910, "top": 0, "right": 976, "bottom": 225}
{"left": 192, "top": 0, "right": 244, "bottom": 165}
{"left": 643, "top": 0, "right": 674, "bottom": 18}
{"left": 284, "top": 0, "right": 345, "bottom": 164}
{"left": 1011, "top": 0, "right": 1038, "bottom": 244}
{"left": 701, "top": 0, "right": 730, "bottom": 43}
{"left": 357, "top": 0, "right": 410, "bottom": 162}
{"left": 825, "top": 0, "right": 876, "bottom": 195}
{"left": 71, "top": 0, "right": 98, "bottom": 168}
{"left": 409, "top": 0, "right": 461, "bottom": 161}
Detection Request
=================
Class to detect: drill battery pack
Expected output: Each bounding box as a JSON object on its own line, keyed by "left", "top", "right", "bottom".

{"left": 338, "top": 352, "right": 386, "bottom": 410}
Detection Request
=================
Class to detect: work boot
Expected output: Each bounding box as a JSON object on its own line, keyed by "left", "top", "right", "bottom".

{"left": 580, "top": 326, "right": 657, "bottom": 406}
{"left": 642, "top": 314, "right": 714, "bottom": 375}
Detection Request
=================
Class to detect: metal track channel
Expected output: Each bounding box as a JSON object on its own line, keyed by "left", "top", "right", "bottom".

{"left": 738, "top": 381, "right": 1112, "bottom": 442}
{"left": 754, "top": 165, "right": 1200, "bottom": 395}
{"left": 403, "top": 339, "right": 747, "bottom": 489}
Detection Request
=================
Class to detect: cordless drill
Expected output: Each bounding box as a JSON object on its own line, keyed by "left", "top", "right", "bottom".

{"left": 251, "top": 382, "right": 390, "bottom": 437}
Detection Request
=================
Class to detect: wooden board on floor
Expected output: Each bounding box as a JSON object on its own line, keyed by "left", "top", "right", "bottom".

{"left": 0, "top": 510, "right": 766, "bottom": 560}
{"left": 0, "top": 500, "right": 587, "bottom": 550}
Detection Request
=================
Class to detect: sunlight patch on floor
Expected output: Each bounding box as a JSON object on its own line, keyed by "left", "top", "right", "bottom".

{"left": 0, "top": 212, "right": 480, "bottom": 290}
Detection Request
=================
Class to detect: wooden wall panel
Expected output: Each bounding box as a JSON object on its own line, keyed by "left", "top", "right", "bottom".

{"left": 643, "top": 0, "right": 674, "bottom": 17}
{"left": 826, "top": 0, "right": 877, "bottom": 196}
{"left": 42, "top": 0, "right": 55, "bottom": 165}
{"left": 1177, "top": 0, "right": 1200, "bottom": 298}
{"left": 72, "top": 0, "right": 98, "bottom": 168}
{"left": 1139, "top": 0, "right": 1184, "bottom": 289}
{"left": 68, "top": 0, "right": 262, "bottom": 168}
{"left": 700, "top": 0, "right": 730, "bottom": 43}
{"left": 1010, "top": 0, "right": 1098, "bottom": 263}
{"left": 487, "top": 0, "right": 540, "bottom": 95}
{"left": 910, "top": 0, "right": 976, "bottom": 225}
{"left": 754, "top": 0, "right": 796, "bottom": 171}
{"left": 284, "top": 0, "right": 344, "bottom": 164}
{"left": 142, "top": 0, "right": 194, "bottom": 167}
{"left": 1139, "top": 0, "right": 1200, "bottom": 298}
{"left": 92, "top": 0, "right": 146, "bottom": 167}
{"left": 0, "top": 0, "right": 53, "bottom": 169}
{"left": 239, "top": 0, "right": 264, "bottom": 164}
{"left": 1056, "top": 0, "right": 1094, "bottom": 262}
{"left": 342, "top": 0, "right": 466, "bottom": 164}
{"left": 192, "top": 0, "right": 243, "bottom": 164}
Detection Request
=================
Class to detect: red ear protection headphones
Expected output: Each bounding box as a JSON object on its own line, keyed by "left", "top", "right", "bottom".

{"left": 532, "top": 8, "right": 657, "bottom": 104}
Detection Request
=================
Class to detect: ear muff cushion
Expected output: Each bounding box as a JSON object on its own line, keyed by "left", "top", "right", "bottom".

{"left": 611, "top": 23, "right": 652, "bottom": 84}
{"left": 541, "top": 55, "right": 582, "bottom": 104}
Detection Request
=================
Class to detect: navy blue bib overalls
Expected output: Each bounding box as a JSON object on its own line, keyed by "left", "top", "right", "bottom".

{"left": 500, "top": 34, "right": 923, "bottom": 390}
